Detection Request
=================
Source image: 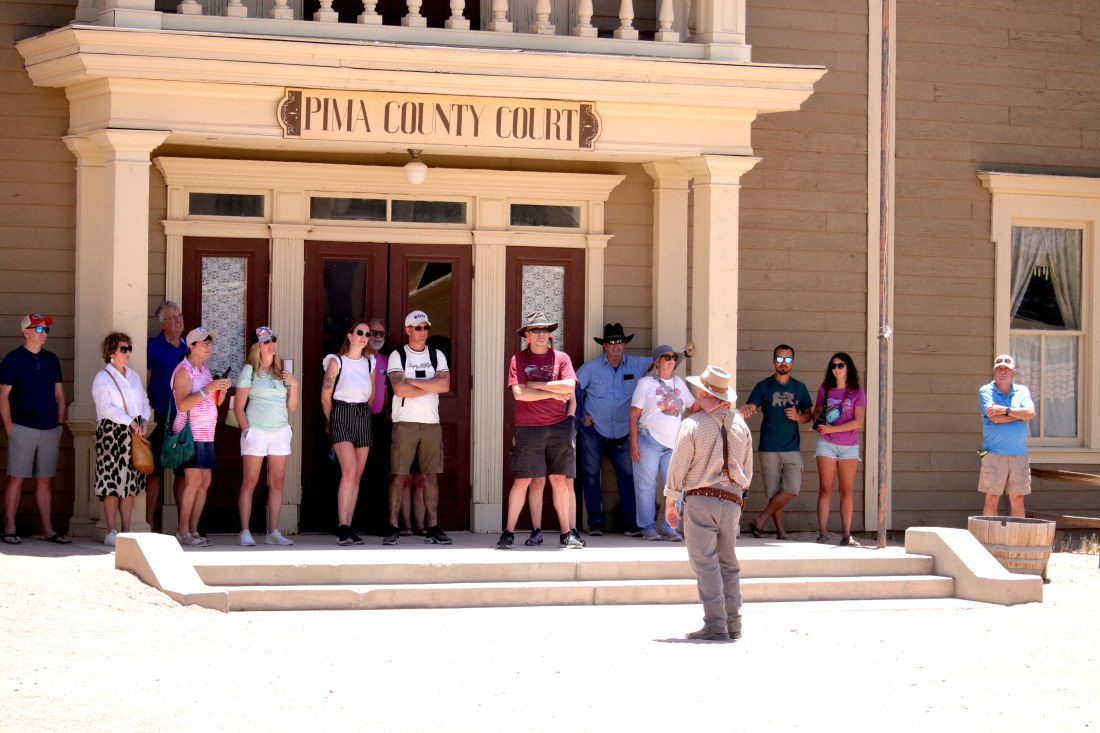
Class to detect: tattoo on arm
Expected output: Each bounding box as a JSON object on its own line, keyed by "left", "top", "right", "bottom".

{"left": 390, "top": 373, "right": 405, "bottom": 385}
{"left": 323, "top": 376, "right": 333, "bottom": 391}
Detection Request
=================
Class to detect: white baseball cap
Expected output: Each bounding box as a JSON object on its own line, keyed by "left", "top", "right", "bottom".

{"left": 404, "top": 310, "right": 431, "bottom": 328}
{"left": 993, "top": 354, "right": 1016, "bottom": 370}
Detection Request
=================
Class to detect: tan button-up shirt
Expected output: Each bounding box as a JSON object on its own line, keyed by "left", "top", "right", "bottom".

{"left": 664, "top": 408, "right": 753, "bottom": 501}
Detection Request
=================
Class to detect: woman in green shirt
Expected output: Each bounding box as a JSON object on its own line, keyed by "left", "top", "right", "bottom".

{"left": 234, "top": 326, "right": 299, "bottom": 546}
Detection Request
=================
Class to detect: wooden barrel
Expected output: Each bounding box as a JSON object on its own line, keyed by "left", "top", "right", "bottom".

{"left": 968, "top": 516, "right": 1056, "bottom": 576}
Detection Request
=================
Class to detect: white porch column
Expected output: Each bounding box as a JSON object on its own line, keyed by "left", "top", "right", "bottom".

{"left": 63, "top": 129, "right": 169, "bottom": 539}
{"left": 470, "top": 231, "right": 509, "bottom": 533}
{"left": 269, "top": 224, "right": 309, "bottom": 535}
{"left": 677, "top": 155, "right": 760, "bottom": 377}
{"left": 642, "top": 161, "right": 691, "bottom": 355}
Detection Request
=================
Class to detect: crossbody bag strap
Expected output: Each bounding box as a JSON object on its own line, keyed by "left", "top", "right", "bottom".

{"left": 104, "top": 369, "right": 131, "bottom": 419}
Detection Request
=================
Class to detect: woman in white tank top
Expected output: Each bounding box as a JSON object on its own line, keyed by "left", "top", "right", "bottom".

{"left": 320, "top": 320, "right": 376, "bottom": 545}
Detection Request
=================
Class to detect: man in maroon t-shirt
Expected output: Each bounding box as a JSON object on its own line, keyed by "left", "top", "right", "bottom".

{"left": 498, "top": 311, "right": 583, "bottom": 550}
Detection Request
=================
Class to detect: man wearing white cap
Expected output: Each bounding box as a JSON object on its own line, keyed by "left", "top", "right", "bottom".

{"left": 665, "top": 365, "right": 752, "bottom": 642}
{"left": 385, "top": 310, "right": 452, "bottom": 545}
{"left": 1, "top": 313, "right": 69, "bottom": 544}
{"left": 978, "top": 354, "right": 1034, "bottom": 517}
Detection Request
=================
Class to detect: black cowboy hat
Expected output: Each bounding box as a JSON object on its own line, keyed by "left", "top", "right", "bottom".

{"left": 593, "top": 323, "right": 635, "bottom": 345}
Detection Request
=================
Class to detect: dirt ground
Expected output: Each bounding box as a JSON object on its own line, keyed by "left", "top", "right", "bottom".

{"left": 1, "top": 539, "right": 1097, "bottom": 732}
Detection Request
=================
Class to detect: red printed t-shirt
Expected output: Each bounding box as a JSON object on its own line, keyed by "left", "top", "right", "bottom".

{"left": 508, "top": 348, "right": 576, "bottom": 427}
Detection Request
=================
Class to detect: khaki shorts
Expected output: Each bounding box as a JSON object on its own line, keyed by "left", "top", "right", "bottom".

{"left": 391, "top": 421, "right": 444, "bottom": 475}
{"left": 978, "top": 453, "right": 1031, "bottom": 496}
{"left": 760, "top": 451, "right": 803, "bottom": 498}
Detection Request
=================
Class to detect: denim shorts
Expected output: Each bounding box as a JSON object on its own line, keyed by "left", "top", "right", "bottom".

{"left": 180, "top": 440, "right": 216, "bottom": 471}
{"left": 815, "top": 439, "right": 860, "bottom": 461}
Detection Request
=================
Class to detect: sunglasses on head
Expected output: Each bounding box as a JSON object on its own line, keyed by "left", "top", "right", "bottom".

{"left": 775, "top": 356, "right": 793, "bottom": 364}
{"left": 119, "top": 345, "right": 133, "bottom": 353}
{"left": 831, "top": 362, "right": 847, "bottom": 370}
{"left": 33, "top": 326, "right": 49, "bottom": 334}
{"left": 410, "top": 324, "right": 430, "bottom": 332}
{"left": 659, "top": 353, "right": 677, "bottom": 361}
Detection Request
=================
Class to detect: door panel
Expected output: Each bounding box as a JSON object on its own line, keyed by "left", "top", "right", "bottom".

{"left": 181, "top": 237, "right": 270, "bottom": 533}
{"left": 502, "top": 247, "right": 586, "bottom": 530}
{"left": 301, "top": 242, "right": 389, "bottom": 533}
{"left": 388, "top": 245, "right": 472, "bottom": 530}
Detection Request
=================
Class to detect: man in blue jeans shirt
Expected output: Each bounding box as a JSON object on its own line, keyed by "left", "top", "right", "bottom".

{"left": 575, "top": 323, "right": 653, "bottom": 536}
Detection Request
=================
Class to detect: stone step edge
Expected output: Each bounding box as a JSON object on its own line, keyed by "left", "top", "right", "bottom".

{"left": 217, "top": 575, "right": 956, "bottom": 611}
{"left": 194, "top": 555, "right": 937, "bottom": 586}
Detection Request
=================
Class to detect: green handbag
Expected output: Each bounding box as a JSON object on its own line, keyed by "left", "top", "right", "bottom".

{"left": 159, "top": 399, "right": 195, "bottom": 470}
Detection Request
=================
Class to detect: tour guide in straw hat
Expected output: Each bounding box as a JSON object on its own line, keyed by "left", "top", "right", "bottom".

{"left": 664, "top": 365, "right": 752, "bottom": 642}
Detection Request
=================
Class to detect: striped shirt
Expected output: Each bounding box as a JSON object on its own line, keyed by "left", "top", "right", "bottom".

{"left": 664, "top": 408, "right": 753, "bottom": 502}
{"left": 171, "top": 359, "right": 217, "bottom": 442}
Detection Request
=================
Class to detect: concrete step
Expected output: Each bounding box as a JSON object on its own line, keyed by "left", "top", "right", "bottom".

{"left": 191, "top": 548, "right": 936, "bottom": 586}
{"left": 211, "top": 575, "right": 955, "bottom": 611}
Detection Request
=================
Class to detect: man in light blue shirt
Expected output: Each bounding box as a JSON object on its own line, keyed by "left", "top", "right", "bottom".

{"left": 575, "top": 323, "right": 654, "bottom": 535}
{"left": 978, "top": 354, "right": 1035, "bottom": 517}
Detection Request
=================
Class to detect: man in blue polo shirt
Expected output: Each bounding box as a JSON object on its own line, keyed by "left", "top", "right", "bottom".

{"left": 1, "top": 313, "right": 68, "bottom": 544}
{"left": 978, "top": 354, "right": 1035, "bottom": 517}
{"left": 146, "top": 301, "right": 187, "bottom": 530}
{"left": 575, "top": 323, "right": 653, "bottom": 536}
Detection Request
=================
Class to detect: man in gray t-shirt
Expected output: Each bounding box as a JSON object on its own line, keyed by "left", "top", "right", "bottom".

{"left": 738, "top": 345, "right": 812, "bottom": 540}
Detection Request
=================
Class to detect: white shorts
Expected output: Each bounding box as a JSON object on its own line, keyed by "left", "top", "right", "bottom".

{"left": 240, "top": 425, "right": 292, "bottom": 457}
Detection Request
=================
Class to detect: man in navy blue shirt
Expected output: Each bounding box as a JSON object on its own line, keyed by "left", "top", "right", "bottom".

{"left": 575, "top": 323, "right": 653, "bottom": 535}
{"left": 146, "top": 301, "right": 187, "bottom": 530}
{"left": 1, "top": 313, "right": 68, "bottom": 544}
{"left": 978, "top": 354, "right": 1035, "bottom": 517}
{"left": 739, "top": 344, "right": 813, "bottom": 539}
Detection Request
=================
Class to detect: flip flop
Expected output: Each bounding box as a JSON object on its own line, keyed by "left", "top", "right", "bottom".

{"left": 746, "top": 523, "right": 764, "bottom": 538}
{"left": 1, "top": 533, "right": 21, "bottom": 545}
{"left": 40, "top": 534, "right": 72, "bottom": 544}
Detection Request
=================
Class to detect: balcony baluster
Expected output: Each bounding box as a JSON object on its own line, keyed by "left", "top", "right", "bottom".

{"left": 445, "top": 0, "right": 470, "bottom": 28}
{"left": 572, "top": 0, "right": 597, "bottom": 37}
{"left": 268, "top": 0, "right": 294, "bottom": 19}
{"left": 530, "top": 0, "right": 554, "bottom": 34}
{"left": 176, "top": 0, "right": 202, "bottom": 15}
{"left": 655, "top": 0, "right": 678, "bottom": 41}
{"left": 488, "top": 0, "right": 512, "bottom": 32}
{"left": 614, "top": 0, "right": 638, "bottom": 40}
{"left": 314, "top": 0, "right": 338, "bottom": 21}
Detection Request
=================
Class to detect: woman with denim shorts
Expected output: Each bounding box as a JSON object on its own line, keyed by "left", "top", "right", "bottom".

{"left": 170, "top": 327, "right": 231, "bottom": 547}
{"left": 234, "top": 326, "right": 298, "bottom": 547}
{"left": 811, "top": 352, "right": 866, "bottom": 547}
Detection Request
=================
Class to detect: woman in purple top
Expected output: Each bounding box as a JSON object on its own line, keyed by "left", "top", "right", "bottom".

{"left": 811, "top": 352, "right": 866, "bottom": 547}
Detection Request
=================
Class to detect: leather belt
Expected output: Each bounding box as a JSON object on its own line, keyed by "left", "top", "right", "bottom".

{"left": 685, "top": 487, "right": 744, "bottom": 507}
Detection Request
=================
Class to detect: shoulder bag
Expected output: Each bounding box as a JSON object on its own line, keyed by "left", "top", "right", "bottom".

{"left": 105, "top": 369, "right": 154, "bottom": 475}
{"left": 160, "top": 396, "right": 195, "bottom": 470}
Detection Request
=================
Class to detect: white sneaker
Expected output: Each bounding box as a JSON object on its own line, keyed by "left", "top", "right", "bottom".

{"left": 265, "top": 529, "right": 294, "bottom": 546}
{"left": 104, "top": 530, "right": 118, "bottom": 547}
{"left": 239, "top": 530, "right": 257, "bottom": 547}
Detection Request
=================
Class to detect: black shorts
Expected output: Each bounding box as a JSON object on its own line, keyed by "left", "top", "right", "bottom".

{"left": 149, "top": 411, "right": 170, "bottom": 473}
{"left": 510, "top": 417, "right": 575, "bottom": 479}
{"left": 330, "top": 399, "right": 373, "bottom": 448}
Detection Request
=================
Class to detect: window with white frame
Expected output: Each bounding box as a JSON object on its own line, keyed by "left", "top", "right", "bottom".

{"left": 982, "top": 172, "right": 1100, "bottom": 455}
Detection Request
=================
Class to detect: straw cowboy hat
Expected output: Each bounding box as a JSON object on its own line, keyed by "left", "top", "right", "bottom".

{"left": 687, "top": 365, "right": 736, "bottom": 403}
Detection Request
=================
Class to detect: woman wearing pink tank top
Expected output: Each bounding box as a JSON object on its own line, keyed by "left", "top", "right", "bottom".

{"left": 171, "top": 327, "right": 232, "bottom": 547}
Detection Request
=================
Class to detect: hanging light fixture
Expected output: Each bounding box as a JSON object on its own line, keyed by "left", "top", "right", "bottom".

{"left": 404, "top": 148, "right": 427, "bottom": 185}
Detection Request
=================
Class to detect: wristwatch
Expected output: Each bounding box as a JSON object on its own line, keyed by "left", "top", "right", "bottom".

{"left": 1005, "top": 407, "right": 1010, "bottom": 417}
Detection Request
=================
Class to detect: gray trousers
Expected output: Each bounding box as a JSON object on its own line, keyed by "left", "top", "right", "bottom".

{"left": 684, "top": 495, "right": 743, "bottom": 634}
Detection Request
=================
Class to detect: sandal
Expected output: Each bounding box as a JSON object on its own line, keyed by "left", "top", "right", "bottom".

{"left": 815, "top": 533, "right": 830, "bottom": 544}
{"left": 839, "top": 535, "right": 861, "bottom": 547}
{"left": 746, "top": 522, "right": 764, "bottom": 539}
{"left": 40, "top": 534, "right": 72, "bottom": 544}
{"left": 1, "top": 533, "right": 21, "bottom": 545}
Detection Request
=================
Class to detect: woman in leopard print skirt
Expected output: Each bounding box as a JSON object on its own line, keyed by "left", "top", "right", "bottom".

{"left": 91, "top": 331, "right": 152, "bottom": 547}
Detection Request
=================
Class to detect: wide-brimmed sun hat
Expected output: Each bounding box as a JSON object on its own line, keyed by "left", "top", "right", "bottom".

{"left": 517, "top": 310, "right": 559, "bottom": 336}
{"left": 687, "top": 364, "right": 736, "bottom": 403}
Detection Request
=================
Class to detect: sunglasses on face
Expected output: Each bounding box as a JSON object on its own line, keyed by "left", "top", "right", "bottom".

{"left": 775, "top": 356, "right": 793, "bottom": 364}
{"left": 260, "top": 336, "right": 278, "bottom": 344}
{"left": 527, "top": 328, "right": 550, "bottom": 335}
{"left": 659, "top": 354, "right": 677, "bottom": 361}
{"left": 119, "top": 345, "right": 133, "bottom": 353}
{"left": 33, "top": 326, "right": 49, "bottom": 334}
{"left": 194, "top": 336, "right": 213, "bottom": 345}
{"left": 605, "top": 339, "right": 624, "bottom": 345}
{"left": 410, "top": 325, "right": 430, "bottom": 332}
{"left": 831, "top": 363, "right": 847, "bottom": 370}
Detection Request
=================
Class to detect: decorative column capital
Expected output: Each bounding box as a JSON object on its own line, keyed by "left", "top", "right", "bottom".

{"left": 80, "top": 129, "right": 171, "bottom": 164}
{"left": 676, "top": 155, "right": 761, "bottom": 185}
{"left": 642, "top": 160, "right": 692, "bottom": 189}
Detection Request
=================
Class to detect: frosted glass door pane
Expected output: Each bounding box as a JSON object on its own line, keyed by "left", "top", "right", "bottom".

{"left": 202, "top": 256, "right": 247, "bottom": 379}
{"left": 521, "top": 265, "right": 565, "bottom": 350}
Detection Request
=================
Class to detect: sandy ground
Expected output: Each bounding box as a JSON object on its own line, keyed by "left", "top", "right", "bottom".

{"left": 1, "top": 539, "right": 1097, "bottom": 732}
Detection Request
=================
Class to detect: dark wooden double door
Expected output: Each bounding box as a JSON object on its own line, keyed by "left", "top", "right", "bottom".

{"left": 181, "top": 237, "right": 471, "bottom": 535}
